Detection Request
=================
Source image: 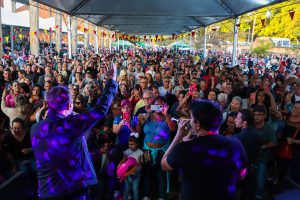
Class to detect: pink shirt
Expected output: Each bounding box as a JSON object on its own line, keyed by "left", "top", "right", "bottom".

{"left": 5, "top": 94, "right": 17, "bottom": 108}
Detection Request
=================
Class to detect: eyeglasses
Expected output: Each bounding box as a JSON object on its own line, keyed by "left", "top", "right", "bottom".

{"left": 75, "top": 101, "right": 83, "bottom": 105}
{"left": 140, "top": 82, "right": 148, "bottom": 84}
{"left": 143, "top": 97, "right": 152, "bottom": 101}
{"left": 253, "top": 113, "right": 264, "bottom": 116}
{"left": 10, "top": 127, "right": 23, "bottom": 131}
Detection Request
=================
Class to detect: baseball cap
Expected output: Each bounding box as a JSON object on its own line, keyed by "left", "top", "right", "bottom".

{"left": 121, "top": 99, "right": 131, "bottom": 107}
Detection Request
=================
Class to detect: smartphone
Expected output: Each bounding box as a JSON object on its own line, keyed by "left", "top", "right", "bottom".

{"left": 74, "top": 85, "right": 79, "bottom": 91}
{"left": 188, "top": 83, "right": 197, "bottom": 95}
{"left": 242, "top": 99, "right": 248, "bottom": 109}
{"left": 122, "top": 112, "right": 130, "bottom": 121}
{"left": 150, "top": 105, "right": 163, "bottom": 112}
{"left": 5, "top": 83, "right": 11, "bottom": 90}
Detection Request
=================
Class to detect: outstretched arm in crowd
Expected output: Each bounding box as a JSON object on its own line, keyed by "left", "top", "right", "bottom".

{"left": 70, "top": 63, "right": 118, "bottom": 135}
{"left": 176, "top": 93, "right": 190, "bottom": 113}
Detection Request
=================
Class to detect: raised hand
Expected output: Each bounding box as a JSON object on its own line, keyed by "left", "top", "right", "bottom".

{"left": 105, "top": 62, "right": 117, "bottom": 81}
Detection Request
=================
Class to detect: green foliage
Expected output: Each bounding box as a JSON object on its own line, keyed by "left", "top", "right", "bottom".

{"left": 250, "top": 38, "right": 274, "bottom": 55}
{"left": 212, "top": 0, "right": 300, "bottom": 42}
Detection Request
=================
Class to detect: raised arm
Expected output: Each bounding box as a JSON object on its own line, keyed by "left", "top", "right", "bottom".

{"left": 72, "top": 62, "right": 118, "bottom": 133}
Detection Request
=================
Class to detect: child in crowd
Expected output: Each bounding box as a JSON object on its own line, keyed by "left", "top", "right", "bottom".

{"left": 122, "top": 133, "right": 143, "bottom": 200}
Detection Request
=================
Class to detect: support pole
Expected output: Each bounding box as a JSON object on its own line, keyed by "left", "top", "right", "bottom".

{"left": 109, "top": 31, "right": 112, "bottom": 52}
{"left": 0, "top": 6, "right": 3, "bottom": 55}
{"left": 11, "top": 0, "right": 16, "bottom": 50}
{"left": 10, "top": 26, "right": 14, "bottom": 51}
{"left": 84, "top": 21, "right": 89, "bottom": 48}
{"left": 55, "top": 11, "right": 62, "bottom": 53}
{"left": 117, "top": 36, "right": 120, "bottom": 51}
{"left": 203, "top": 27, "right": 207, "bottom": 58}
{"left": 232, "top": 17, "right": 240, "bottom": 66}
{"left": 29, "top": 0, "right": 39, "bottom": 56}
{"left": 67, "top": 15, "right": 72, "bottom": 59}
{"left": 71, "top": 16, "right": 78, "bottom": 56}
{"left": 251, "top": 15, "right": 256, "bottom": 43}
{"left": 11, "top": 0, "right": 16, "bottom": 12}
{"left": 100, "top": 28, "right": 104, "bottom": 49}
{"left": 95, "top": 26, "right": 99, "bottom": 54}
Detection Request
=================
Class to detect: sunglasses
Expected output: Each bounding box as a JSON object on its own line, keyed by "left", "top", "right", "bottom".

{"left": 75, "top": 101, "right": 83, "bottom": 105}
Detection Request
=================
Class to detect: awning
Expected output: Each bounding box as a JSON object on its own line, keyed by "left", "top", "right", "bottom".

{"left": 111, "top": 40, "right": 134, "bottom": 47}
{"left": 29, "top": 0, "right": 286, "bottom": 35}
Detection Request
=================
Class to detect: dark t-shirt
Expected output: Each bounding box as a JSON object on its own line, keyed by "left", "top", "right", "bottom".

{"left": 4, "top": 132, "right": 33, "bottom": 160}
{"left": 234, "top": 128, "right": 264, "bottom": 165}
{"left": 167, "top": 134, "right": 247, "bottom": 200}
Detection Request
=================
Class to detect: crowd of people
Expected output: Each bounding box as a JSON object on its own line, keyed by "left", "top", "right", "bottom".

{"left": 0, "top": 45, "right": 300, "bottom": 200}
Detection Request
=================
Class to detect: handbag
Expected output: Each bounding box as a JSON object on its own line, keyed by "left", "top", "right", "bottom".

{"left": 142, "top": 149, "right": 152, "bottom": 165}
{"left": 276, "top": 125, "right": 300, "bottom": 159}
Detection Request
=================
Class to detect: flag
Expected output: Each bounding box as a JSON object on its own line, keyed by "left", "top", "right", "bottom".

{"left": 289, "top": 11, "right": 295, "bottom": 20}
{"left": 192, "top": 31, "right": 195, "bottom": 37}
{"left": 261, "top": 19, "right": 265, "bottom": 26}
{"left": 5, "top": 36, "right": 9, "bottom": 42}
{"left": 19, "top": 34, "right": 23, "bottom": 40}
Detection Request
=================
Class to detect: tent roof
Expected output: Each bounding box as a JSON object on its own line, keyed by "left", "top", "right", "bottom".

{"left": 169, "top": 41, "right": 190, "bottom": 48}
{"left": 111, "top": 40, "right": 134, "bottom": 46}
{"left": 29, "top": 0, "right": 286, "bottom": 35}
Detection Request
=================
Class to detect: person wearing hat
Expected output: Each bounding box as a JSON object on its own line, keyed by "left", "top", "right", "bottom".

{"left": 113, "top": 99, "right": 138, "bottom": 151}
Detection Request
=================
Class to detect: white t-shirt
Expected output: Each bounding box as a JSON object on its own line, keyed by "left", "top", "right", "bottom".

{"left": 123, "top": 148, "right": 143, "bottom": 166}
{"left": 159, "top": 86, "right": 168, "bottom": 97}
{"left": 134, "top": 71, "right": 145, "bottom": 84}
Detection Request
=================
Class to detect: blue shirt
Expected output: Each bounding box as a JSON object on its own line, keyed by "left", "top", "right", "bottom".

{"left": 113, "top": 115, "right": 138, "bottom": 150}
{"left": 143, "top": 118, "right": 171, "bottom": 145}
{"left": 30, "top": 80, "right": 118, "bottom": 198}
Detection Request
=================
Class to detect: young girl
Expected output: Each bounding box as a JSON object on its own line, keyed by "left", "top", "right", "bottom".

{"left": 123, "top": 133, "right": 143, "bottom": 200}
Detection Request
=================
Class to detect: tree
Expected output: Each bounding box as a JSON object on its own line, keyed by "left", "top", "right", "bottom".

{"left": 205, "top": 0, "right": 300, "bottom": 43}
{"left": 250, "top": 38, "right": 274, "bottom": 55}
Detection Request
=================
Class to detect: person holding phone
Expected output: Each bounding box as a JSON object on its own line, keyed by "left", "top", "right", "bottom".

{"left": 113, "top": 99, "right": 138, "bottom": 151}
{"left": 4, "top": 81, "right": 21, "bottom": 108}
{"left": 137, "top": 96, "right": 176, "bottom": 200}
{"left": 161, "top": 100, "right": 247, "bottom": 200}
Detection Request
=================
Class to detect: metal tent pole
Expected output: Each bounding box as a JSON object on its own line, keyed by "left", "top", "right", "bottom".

{"left": 67, "top": 15, "right": 72, "bottom": 59}
{"left": 232, "top": 17, "right": 240, "bottom": 66}
{"left": 203, "top": 27, "right": 207, "bottom": 58}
